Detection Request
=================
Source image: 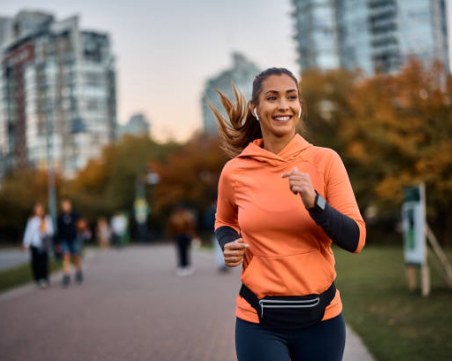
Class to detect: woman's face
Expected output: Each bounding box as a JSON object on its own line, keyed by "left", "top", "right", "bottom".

{"left": 34, "top": 204, "right": 44, "bottom": 217}
{"left": 252, "top": 74, "right": 301, "bottom": 141}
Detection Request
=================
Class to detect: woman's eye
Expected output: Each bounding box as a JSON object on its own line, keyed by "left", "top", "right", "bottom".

{"left": 266, "top": 96, "right": 277, "bottom": 101}
{"left": 288, "top": 95, "right": 298, "bottom": 100}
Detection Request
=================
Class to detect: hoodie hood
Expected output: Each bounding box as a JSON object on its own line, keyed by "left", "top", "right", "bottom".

{"left": 237, "top": 134, "right": 313, "bottom": 166}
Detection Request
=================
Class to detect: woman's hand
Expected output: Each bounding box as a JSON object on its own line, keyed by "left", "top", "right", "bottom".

{"left": 223, "top": 238, "right": 249, "bottom": 267}
{"left": 282, "top": 167, "right": 316, "bottom": 209}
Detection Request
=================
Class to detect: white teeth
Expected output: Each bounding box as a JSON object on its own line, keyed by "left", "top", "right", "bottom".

{"left": 274, "top": 116, "right": 290, "bottom": 122}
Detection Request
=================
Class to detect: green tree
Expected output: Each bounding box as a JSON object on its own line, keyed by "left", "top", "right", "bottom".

{"left": 0, "top": 169, "right": 62, "bottom": 242}
{"left": 301, "top": 60, "right": 452, "bottom": 245}
{"left": 65, "top": 135, "right": 179, "bottom": 223}
{"left": 346, "top": 60, "right": 452, "bottom": 244}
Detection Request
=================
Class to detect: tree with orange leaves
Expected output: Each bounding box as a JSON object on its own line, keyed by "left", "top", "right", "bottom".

{"left": 302, "top": 60, "right": 452, "bottom": 245}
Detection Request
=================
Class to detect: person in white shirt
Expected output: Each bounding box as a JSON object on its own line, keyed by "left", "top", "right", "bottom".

{"left": 111, "top": 212, "right": 128, "bottom": 247}
{"left": 22, "top": 203, "right": 54, "bottom": 288}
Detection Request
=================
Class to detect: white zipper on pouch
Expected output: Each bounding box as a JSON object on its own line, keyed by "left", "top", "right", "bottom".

{"left": 258, "top": 298, "right": 320, "bottom": 318}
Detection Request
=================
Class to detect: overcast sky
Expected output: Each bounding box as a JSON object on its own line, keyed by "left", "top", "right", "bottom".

{"left": 2, "top": 0, "right": 299, "bottom": 141}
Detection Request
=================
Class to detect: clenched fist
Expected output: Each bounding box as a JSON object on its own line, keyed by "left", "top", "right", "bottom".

{"left": 223, "top": 238, "right": 249, "bottom": 267}
{"left": 282, "top": 167, "right": 316, "bottom": 209}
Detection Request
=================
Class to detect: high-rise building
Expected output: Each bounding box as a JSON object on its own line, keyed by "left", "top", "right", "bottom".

{"left": 292, "top": 0, "right": 450, "bottom": 74}
{"left": 0, "top": 10, "right": 117, "bottom": 179}
{"left": 118, "top": 113, "right": 151, "bottom": 138}
{"left": 0, "top": 16, "right": 13, "bottom": 49}
{"left": 0, "top": 17, "right": 14, "bottom": 176}
{"left": 337, "top": 0, "right": 373, "bottom": 74}
{"left": 292, "top": 0, "right": 340, "bottom": 71}
{"left": 201, "top": 53, "right": 261, "bottom": 135}
{"left": 393, "top": 0, "right": 448, "bottom": 73}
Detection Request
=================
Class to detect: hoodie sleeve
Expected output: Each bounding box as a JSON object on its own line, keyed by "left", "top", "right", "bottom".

{"left": 22, "top": 218, "right": 34, "bottom": 248}
{"left": 323, "top": 151, "right": 366, "bottom": 253}
{"left": 215, "top": 164, "right": 241, "bottom": 250}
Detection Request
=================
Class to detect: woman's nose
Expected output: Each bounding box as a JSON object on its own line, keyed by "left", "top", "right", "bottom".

{"left": 277, "top": 98, "right": 289, "bottom": 110}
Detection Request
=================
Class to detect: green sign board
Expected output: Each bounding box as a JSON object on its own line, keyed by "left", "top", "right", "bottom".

{"left": 402, "top": 185, "right": 426, "bottom": 265}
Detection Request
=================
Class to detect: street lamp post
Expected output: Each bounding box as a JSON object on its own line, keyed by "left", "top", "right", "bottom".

{"left": 70, "top": 117, "right": 87, "bottom": 173}
{"left": 46, "top": 103, "right": 57, "bottom": 230}
{"left": 134, "top": 171, "right": 159, "bottom": 242}
{"left": 46, "top": 115, "right": 87, "bottom": 229}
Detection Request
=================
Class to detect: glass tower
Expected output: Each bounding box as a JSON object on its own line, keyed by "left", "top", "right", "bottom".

{"left": 292, "top": 0, "right": 450, "bottom": 74}
{"left": 0, "top": 11, "right": 117, "bottom": 178}
{"left": 201, "top": 53, "right": 261, "bottom": 135}
{"left": 338, "top": 0, "right": 379, "bottom": 74}
{"left": 292, "top": 0, "right": 340, "bottom": 71}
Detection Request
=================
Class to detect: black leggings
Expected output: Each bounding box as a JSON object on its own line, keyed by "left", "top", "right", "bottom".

{"left": 175, "top": 234, "right": 191, "bottom": 268}
{"left": 236, "top": 314, "right": 346, "bottom": 361}
{"left": 30, "top": 246, "right": 49, "bottom": 282}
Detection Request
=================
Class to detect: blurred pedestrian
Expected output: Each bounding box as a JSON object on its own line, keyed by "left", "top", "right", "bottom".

{"left": 96, "top": 217, "right": 111, "bottom": 249}
{"left": 167, "top": 205, "right": 196, "bottom": 277}
{"left": 76, "top": 218, "right": 92, "bottom": 248}
{"left": 111, "top": 211, "right": 128, "bottom": 248}
{"left": 57, "top": 198, "right": 83, "bottom": 287}
{"left": 212, "top": 68, "right": 366, "bottom": 361}
{"left": 22, "top": 203, "right": 53, "bottom": 288}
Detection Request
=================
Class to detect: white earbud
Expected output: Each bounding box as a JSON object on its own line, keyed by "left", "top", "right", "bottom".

{"left": 298, "top": 108, "right": 302, "bottom": 118}
{"left": 253, "top": 108, "right": 260, "bottom": 121}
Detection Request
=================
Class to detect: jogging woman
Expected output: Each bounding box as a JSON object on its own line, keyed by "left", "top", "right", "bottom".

{"left": 212, "top": 68, "right": 366, "bottom": 361}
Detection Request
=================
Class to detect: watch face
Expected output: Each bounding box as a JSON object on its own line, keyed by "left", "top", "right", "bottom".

{"left": 317, "top": 195, "right": 327, "bottom": 210}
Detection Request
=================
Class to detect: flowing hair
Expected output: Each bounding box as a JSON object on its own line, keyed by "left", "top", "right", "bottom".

{"left": 209, "top": 68, "right": 300, "bottom": 158}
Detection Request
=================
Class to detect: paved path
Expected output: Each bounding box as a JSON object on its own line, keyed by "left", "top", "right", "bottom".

{"left": 0, "top": 245, "right": 375, "bottom": 361}
{"left": 0, "top": 249, "right": 29, "bottom": 271}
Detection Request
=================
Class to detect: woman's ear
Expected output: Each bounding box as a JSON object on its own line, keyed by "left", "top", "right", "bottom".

{"left": 253, "top": 108, "right": 260, "bottom": 121}
{"left": 250, "top": 104, "right": 259, "bottom": 121}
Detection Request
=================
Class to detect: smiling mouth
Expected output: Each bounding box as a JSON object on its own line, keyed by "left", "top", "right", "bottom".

{"left": 272, "top": 115, "right": 292, "bottom": 122}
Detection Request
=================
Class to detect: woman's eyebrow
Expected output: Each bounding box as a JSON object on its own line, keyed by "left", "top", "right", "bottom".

{"left": 264, "top": 89, "right": 298, "bottom": 95}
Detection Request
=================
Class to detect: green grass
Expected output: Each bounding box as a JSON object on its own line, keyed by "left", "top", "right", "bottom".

{"left": 334, "top": 245, "right": 452, "bottom": 361}
{"left": 0, "top": 259, "right": 62, "bottom": 293}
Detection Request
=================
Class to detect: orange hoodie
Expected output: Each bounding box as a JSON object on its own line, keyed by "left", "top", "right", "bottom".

{"left": 215, "top": 134, "right": 366, "bottom": 324}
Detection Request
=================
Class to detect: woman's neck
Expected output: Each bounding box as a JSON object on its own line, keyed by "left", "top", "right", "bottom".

{"left": 262, "top": 132, "right": 296, "bottom": 154}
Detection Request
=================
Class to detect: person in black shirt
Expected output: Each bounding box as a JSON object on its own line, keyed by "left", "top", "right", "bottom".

{"left": 57, "top": 198, "right": 83, "bottom": 287}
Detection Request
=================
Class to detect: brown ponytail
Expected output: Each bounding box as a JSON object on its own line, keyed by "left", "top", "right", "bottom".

{"left": 209, "top": 67, "right": 300, "bottom": 158}
{"left": 209, "top": 85, "right": 262, "bottom": 158}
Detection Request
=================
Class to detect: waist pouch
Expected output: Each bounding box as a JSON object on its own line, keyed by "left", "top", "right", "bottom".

{"left": 239, "top": 282, "right": 336, "bottom": 329}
